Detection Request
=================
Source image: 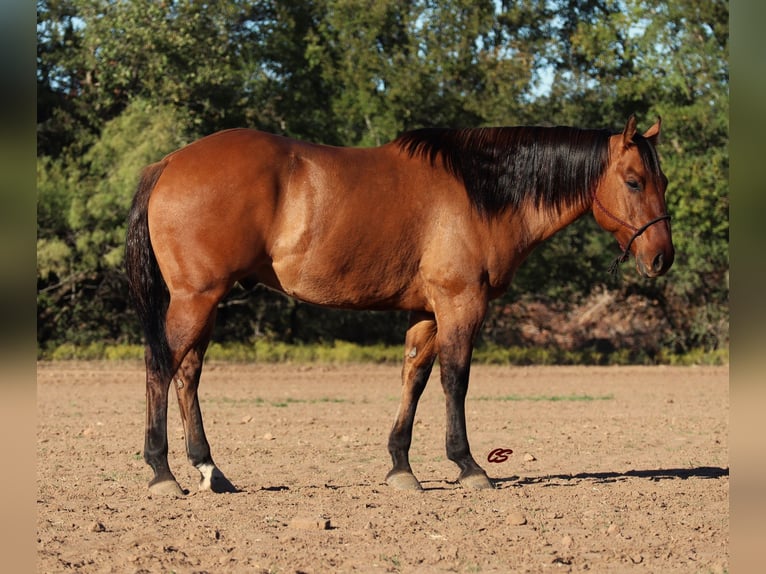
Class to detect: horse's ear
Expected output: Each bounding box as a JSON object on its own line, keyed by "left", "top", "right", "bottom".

{"left": 642, "top": 116, "right": 662, "bottom": 146}
{"left": 622, "top": 114, "right": 637, "bottom": 148}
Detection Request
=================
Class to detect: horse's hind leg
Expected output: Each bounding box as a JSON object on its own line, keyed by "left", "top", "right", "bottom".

{"left": 144, "top": 356, "right": 182, "bottom": 495}
{"left": 173, "top": 324, "right": 237, "bottom": 493}
{"left": 386, "top": 311, "right": 437, "bottom": 490}
{"left": 144, "top": 291, "right": 223, "bottom": 495}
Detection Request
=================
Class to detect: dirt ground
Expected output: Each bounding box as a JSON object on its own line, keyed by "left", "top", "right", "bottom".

{"left": 37, "top": 361, "right": 728, "bottom": 573}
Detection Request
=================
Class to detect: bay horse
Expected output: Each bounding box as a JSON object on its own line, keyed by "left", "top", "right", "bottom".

{"left": 125, "top": 115, "right": 673, "bottom": 495}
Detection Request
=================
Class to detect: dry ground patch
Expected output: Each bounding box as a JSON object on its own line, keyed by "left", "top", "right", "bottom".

{"left": 37, "top": 362, "right": 728, "bottom": 573}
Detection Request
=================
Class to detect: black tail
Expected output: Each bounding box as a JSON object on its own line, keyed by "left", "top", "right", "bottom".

{"left": 125, "top": 161, "right": 174, "bottom": 382}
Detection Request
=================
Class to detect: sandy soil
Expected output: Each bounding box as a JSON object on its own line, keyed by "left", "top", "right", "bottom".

{"left": 37, "top": 361, "right": 728, "bottom": 573}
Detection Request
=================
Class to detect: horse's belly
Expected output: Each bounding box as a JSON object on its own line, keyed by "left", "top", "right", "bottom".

{"left": 268, "top": 253, "right": 422, "bottom": 311}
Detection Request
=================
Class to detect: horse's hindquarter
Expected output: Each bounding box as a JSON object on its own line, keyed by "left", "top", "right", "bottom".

{"left": 147, "top": 129, "right": 287, "bottom": 296}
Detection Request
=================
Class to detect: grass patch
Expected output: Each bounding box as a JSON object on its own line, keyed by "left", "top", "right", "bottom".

{"left": 205, "top": 396, "right": 267, "bottom": 406}
{"left": 206, "top": 340, "right": 402, "bottom": 364}
{"left": 205, "top": 396, "right": 349, "bottom": 408}
{"left": 656, "top": 346, "right": 729, "bottom": 366}
{"left": 270, "top": 397, "right": 349, "bottom": 408}
{"left": 473, "top": 393, "right": 615, "bottom": 402}
{"left": 39, "top": 340, "right": 728, "bottom": 367}
{"left": 43, "top": 342, "right": 145, "bottom": 361}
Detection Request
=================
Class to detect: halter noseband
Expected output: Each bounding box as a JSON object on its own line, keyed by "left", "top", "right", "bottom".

{"left": 593, "top": 196, "right": 671, "bottom": 274}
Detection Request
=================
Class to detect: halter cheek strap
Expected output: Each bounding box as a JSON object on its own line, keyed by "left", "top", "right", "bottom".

{"left": 593, "top": 196, "right": 671, "bottom": 274}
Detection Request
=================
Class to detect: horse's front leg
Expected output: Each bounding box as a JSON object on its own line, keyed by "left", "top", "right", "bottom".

{"left": 437, "top": 304, "right": 494, "bottom": 490}
{"left": 386, "top": 311, "right": 438, "bottom": 490}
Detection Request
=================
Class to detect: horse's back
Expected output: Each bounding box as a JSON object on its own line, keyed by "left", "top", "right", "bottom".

{"left": 146, "top": 129, "right": 467, "bottom": 309}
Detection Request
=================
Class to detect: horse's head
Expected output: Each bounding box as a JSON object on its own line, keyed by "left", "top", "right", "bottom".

{"left": 593, "top": 115, "right": 674, "bottom": 278}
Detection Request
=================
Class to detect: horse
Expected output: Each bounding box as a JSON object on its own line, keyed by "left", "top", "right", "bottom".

{"left": 124, "top": 115, "right": 673, "bottom": 495}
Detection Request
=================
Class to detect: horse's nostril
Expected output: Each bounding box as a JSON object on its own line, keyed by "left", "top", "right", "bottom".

{"left": 652, "top": 253, "right": 664, "bottom": 274}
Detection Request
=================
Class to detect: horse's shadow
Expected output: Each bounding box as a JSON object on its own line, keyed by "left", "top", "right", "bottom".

{"left": 492, "top": 465, "right": 729, "bottom": 487}
{"left": 248, "top": 466, "right": 728, "bottom": 493}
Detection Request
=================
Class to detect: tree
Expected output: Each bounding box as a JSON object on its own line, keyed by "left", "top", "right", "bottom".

{"left": 36, "top": 0, "right": 728, "bottom": 357}
{"left": 37, "top": 99, "right": 192, "bottom": 346}
{"left": 503, "top": 0, "right": 729, "bottom": 353}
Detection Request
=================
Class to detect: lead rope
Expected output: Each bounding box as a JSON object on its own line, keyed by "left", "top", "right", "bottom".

{"left": 593, "top": 196, "right": 671, "bottom": 274}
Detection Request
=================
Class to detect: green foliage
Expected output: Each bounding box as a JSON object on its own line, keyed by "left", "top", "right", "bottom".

{"left": 36, "top": 0, "right": 728, "bottom": 360}
{"left": 37, "top": 97, "right": 192, "bottom": 345}
{"left": 510, "top": 0, "right": 729, "bottom": 354}
{"left": 206, "top": 340, "right": 403, "bottom": 364}
{"left": 39, "top": 341, "right": 727, "bottom": 367}
{"left": 76, "top": 99, "right": 192, "bottom": 268}
{"left": 47, "top": 342, "right": 145, "bottom": 361}
{"left": 473, "top": 342, "right": 650, "bottom": 366}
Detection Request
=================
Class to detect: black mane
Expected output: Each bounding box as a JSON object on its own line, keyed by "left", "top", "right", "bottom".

{"left": 395, "top": 126, "right": 614, "bottom": 216}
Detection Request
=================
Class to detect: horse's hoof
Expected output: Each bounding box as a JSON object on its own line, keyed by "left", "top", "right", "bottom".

{"left": 459, "top": 472, "right": 494, "bottom": 490}
{"left": 386, "top": 471, "right": 423, "bottom": 491}
{"left": 149, "top": 479, "right": 185, "bottom": 497}
{"left": 198, "top": 464, "right": 238, "bottom": 493}
{"left": 208, "top": 473, "right": 238, "bottom": 493}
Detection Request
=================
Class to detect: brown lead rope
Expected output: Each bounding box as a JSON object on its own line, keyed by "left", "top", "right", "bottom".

{"left": 593, "top": 196, "right": 671, "bottom": 274}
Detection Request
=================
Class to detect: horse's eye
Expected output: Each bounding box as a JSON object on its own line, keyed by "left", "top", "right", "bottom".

{"left": 626, "top": 180, "right": 641, "bottom": 192}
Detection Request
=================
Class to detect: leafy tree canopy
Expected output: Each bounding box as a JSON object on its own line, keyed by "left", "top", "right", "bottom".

{"left": 37, "top": 0, "right": 729, "bottom": 357}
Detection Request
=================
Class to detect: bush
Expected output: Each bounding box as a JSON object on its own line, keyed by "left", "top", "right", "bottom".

{"left": 39, "top": 340, "right": 727, "bottom": 366}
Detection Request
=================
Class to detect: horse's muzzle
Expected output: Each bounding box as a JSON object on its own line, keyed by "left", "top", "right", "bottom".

{"left": 637, "top": 246, "right": 675, "bottom": 278}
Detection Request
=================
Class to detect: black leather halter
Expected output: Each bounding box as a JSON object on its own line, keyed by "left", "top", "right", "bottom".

{"left": 593, "top": 196, "right": 671, "bottom": 274}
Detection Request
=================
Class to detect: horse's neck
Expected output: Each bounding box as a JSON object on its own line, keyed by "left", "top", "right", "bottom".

{"left": 483, "top": 198, "right": 592, "bottom": 293}
{"left": 511, "top": 196, "right": 593, "bottom": 247}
